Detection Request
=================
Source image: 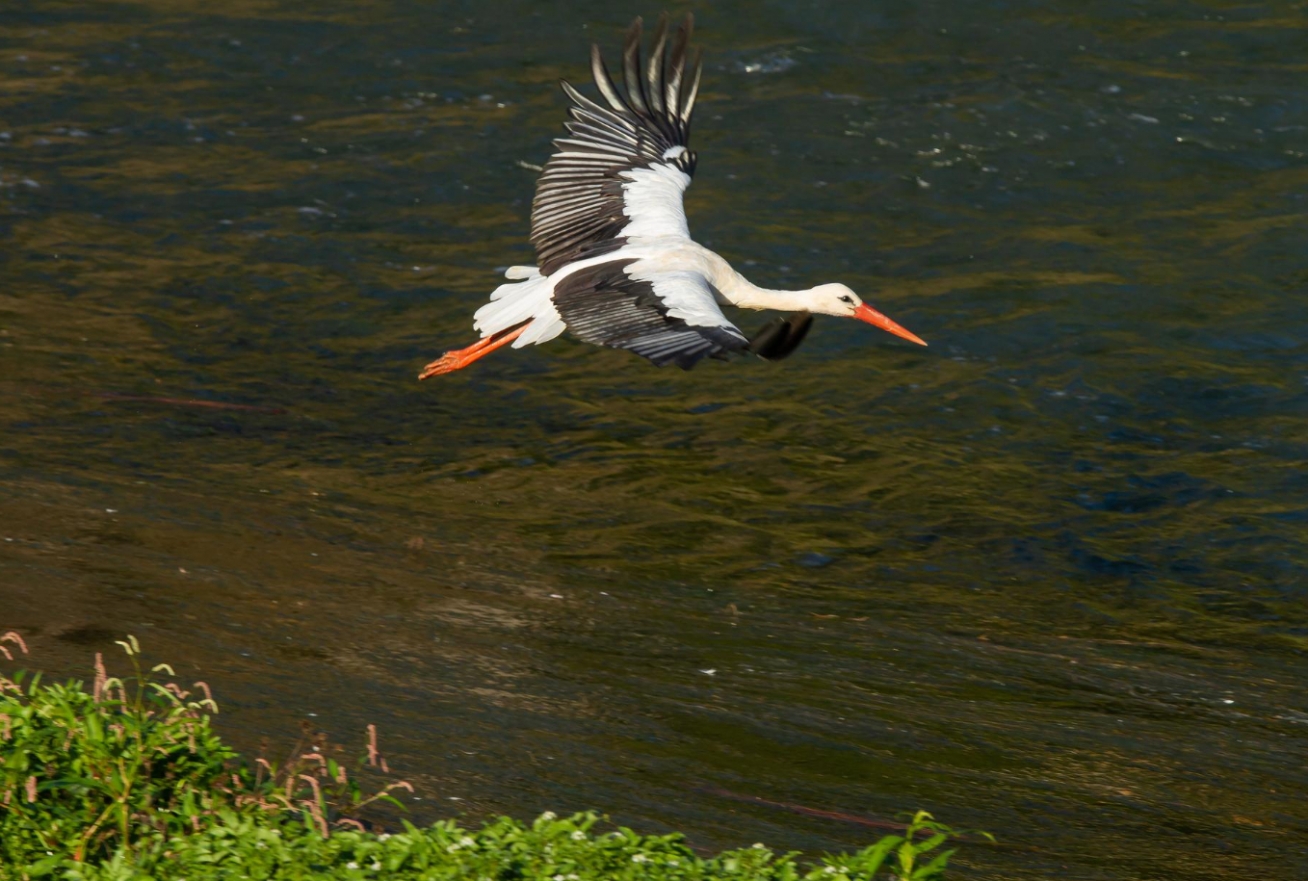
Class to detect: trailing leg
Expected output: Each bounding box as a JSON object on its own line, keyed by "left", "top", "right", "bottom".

{"left": 418, "top": 322, "right": 529, "bottom": 379}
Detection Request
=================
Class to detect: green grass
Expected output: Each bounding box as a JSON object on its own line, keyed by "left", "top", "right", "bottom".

{"left": 0, "top": 633, "right": 985, "bottom": 880}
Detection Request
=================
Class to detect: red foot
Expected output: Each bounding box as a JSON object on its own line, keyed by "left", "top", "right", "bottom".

{"left": 418, "top": 324, "right": 528, "bottom": 379}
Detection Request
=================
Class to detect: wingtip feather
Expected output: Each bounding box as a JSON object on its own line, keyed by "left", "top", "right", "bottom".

{"left": 591, "top": 44, "right": 629, "bottom": 113}
{"left": 646, "top": 13, "right": 669, "bottom": 115}
{"left": 680, "top": 48, "right": 703, "bottom": 125}
{"left": 622, "top": 17, "right": 650, "bottom": 115}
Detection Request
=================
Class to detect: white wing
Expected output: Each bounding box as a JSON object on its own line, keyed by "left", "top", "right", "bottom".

{"left": 531, "top": 14, "right": 703, "bottom": 276}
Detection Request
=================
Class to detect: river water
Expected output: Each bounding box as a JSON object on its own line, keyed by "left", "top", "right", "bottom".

{"left": 2, "top": 1, "right": 1306, "bottom": 878}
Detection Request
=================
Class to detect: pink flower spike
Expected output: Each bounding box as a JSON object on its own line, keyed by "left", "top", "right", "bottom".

{"left": 366, "top": 724, "right": 379, "bottom": 766}
{"left": 299, "top": 774, "right": 323, "bottom": 803}
{"left": 93, "top": 654, "right": 107, "bottom": 702}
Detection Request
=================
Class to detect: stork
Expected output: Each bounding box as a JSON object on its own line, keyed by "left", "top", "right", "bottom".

{"left": 419, "top": 13, "right": 925, "bottom": 380}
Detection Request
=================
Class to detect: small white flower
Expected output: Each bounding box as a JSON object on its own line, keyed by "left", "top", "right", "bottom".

{"left": 540, "top": 811, "right": 557, "bottom": 821}
{"left": 346, "top": 862, "right": 359, "bottom": 870}
{"left": 370, "top": 861, "right": 381, "bottom": 871}
{"left": 378, "top": 833, "right": 391, "bottom": 841}
{"left": 824, "top": 867, "right": 839, "bottom": 874}
{"left": 631, "top": 854, "right": 648, "bottom": 863}
{"left": 752, "top": 842, "right": 766, "bottom": 849}
{"left": 460, "top": 836, "right": 476, "bottom": 848}
{"left": 554, "top": 875, "right": 566, "bottom": 881}
{"left": 571, "top": 830, "right": 585, "bottom": 841}
{"left": 667, "top": 859, "right": 679, "bottom": 866}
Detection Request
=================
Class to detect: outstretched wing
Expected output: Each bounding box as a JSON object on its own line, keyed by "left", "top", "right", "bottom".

{"left": 532, "top": 14, "right": 703, "bottom": 277}
{"left": 553, "top": 259, "right": 749, "bottom": 369}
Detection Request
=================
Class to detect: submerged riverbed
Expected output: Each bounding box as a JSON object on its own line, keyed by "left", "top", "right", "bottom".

{"left": 2, "top": 1, "right": 1306, "bottom": 878}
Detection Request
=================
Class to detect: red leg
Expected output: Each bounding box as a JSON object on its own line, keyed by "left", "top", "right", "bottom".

{"left": 418, "top": 323, "right": 529, "bottom": 379}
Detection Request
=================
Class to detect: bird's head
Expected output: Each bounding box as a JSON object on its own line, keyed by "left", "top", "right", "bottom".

{"left": 808, "top": 283, "right": 927, "bottom": 346}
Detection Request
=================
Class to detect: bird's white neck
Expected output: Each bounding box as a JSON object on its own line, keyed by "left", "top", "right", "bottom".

{"left": 712, "top": 265, "right": 826, "bottom": 313}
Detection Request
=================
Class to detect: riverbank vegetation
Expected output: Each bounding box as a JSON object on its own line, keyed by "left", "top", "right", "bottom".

{"left": 0, "top": 633, "right": 981, "bottom": 879}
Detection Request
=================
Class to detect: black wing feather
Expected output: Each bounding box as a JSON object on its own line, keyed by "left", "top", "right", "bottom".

{"left": 645, "top": 14, "right": 669, "bottom": 117}
{"left": 622, "top": 19, "right": 651, "bottom": 116}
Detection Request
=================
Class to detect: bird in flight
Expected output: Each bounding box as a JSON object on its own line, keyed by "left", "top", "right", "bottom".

{"left": 419, "top": 13, "right": 925, "bottom": 380}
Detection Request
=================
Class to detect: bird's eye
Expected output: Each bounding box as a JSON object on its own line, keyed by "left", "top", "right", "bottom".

{"left": 839, "top": 295, "right": 854, "bottom": 305}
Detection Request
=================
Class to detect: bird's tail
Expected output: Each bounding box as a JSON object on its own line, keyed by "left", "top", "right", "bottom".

{"left": 473, "top": 266, "right": 566, "bottom": 347}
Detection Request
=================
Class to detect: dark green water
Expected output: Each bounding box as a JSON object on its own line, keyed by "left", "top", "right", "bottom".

{"left": 3, "top": 1, "right": 1307, "bottom": 878}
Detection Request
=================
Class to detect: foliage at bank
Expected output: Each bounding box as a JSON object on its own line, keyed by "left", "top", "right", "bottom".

{"left": 0, "top": 634, "right": 981, "bottom": 879}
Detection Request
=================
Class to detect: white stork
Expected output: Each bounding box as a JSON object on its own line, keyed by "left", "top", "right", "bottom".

{"left": 419, "top": 13, "right": 925, "bottom": 380}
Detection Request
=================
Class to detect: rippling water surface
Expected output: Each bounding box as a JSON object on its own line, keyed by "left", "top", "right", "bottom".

{"left": 3, "top": 1, "right": 1307, "bottom": 878}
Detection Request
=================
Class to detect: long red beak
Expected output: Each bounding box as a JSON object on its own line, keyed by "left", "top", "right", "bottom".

{"left": 853, "top": 303, "right": 928, "bottom": 346}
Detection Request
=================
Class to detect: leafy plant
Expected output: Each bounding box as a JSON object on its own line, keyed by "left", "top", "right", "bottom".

{"left": 818, "top": 810, "right": 992, "bottom": 881}
{"left": 0, "top": 634, "right": 409, "bottom": 867}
